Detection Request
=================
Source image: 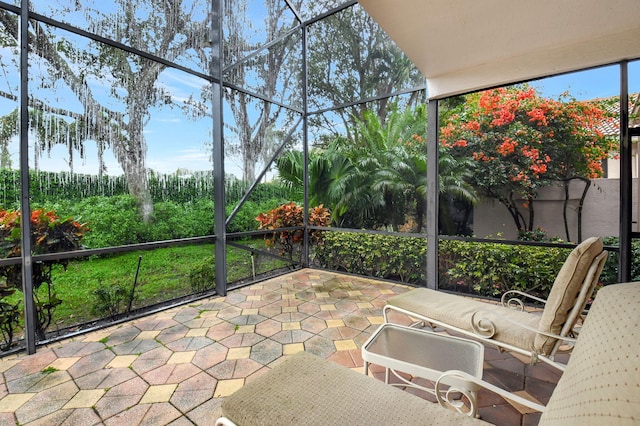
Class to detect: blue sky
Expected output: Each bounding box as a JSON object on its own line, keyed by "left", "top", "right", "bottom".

{"left": 3, "top": 1, "right": 639, "bottom": 179}
{"left": 3, "top": 43, "right": 639, "bottom": 178}
{"left": 532, "top": 64, "right": 629, "bottom": 100}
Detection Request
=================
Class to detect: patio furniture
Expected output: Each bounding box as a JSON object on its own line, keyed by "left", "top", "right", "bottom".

{"left": 384, "top": 237, "right": 608, "bottom": 370}
{"left": 217, "top": 281, "right": 640, "bottom": 425}
{"left": 361, "top": 323, "right": 484, "bottom": 417}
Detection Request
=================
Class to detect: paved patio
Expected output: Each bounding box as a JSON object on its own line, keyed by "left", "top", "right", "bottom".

{"left": 0, "top": 269, "right": 562, "bottom": 425}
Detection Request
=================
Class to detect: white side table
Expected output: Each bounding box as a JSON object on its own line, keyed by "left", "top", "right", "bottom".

{"left": 362, "top": 323, "right": 484, "bottom": 417}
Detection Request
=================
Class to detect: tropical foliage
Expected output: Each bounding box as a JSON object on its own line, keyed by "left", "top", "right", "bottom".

{"left": 276, "top": 104, "right": 476, "bottom": 232}
{"left": 256, "top": 202, "right": 330, "bottom": 260}
{"left": 0, "top": 209, "right": 88, "bottom": 343}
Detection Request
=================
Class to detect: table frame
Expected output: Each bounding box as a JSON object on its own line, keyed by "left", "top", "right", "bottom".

{"left": 362, "top": 323, "right": 485, "bottom": 417}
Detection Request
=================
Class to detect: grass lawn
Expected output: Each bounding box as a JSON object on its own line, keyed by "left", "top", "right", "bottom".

{"left": 10, "top": 241, "right": 290, "bottom": 337}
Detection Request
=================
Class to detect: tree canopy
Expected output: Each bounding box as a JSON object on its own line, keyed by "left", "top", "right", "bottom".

{"left": 440, "top": 85, "right": 616, "bottom": 235}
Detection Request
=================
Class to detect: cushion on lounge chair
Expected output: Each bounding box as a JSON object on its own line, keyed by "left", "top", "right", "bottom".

{"left": 387, "top": 237, "right": 605, "bottom": 357}
{"left": 534, "top": 237, "right": 603, "bottom": 353}
{"left": 539, "top": 282, "right": 640, "bottom": 424}
{"left": 220, "top": 351, "right": 486, "bottom": 426}
{"left": 387, "top": 289, "right": 541, "bottom": 352}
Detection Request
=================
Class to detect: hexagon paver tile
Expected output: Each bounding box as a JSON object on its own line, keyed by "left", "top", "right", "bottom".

{"left": 219, "top": 333, "right": 265, "bottom": 349}
{"left": 270, "top": 329, "right": 313, "bottom": 345}
{"left": 15, "top": 380, "right": 79, "bottom": 424}
{"left": 141, "top": 363, "right": 201, "bottom": 386}
{"left": 132, "top": 317, "right": 180, "bottom": 332}
{"left": 170, "top": 372, "right": 217, "bottom": 412}
{"left": 131, "top": 346, "right": 173, "bottom": 375}
{"left": 206, "top": 322, "right": 236, "bottom": 341}
{"left": 74, "top": 366, "right": 137, "bottom": 390}
{"left": 191, "top": 343, "right": 228, "bottom": 370}
{"left": 257, "top": 304, "right": 282, "bottom": 318}
{"left": 103, "top": 325, "right": 140, "bottom": 346}
{"left": 111, "top": 338, "right": 162, "bottom": 356}
{"left": 7, "top": 370, "right": 72, "bottom": 394}
{"left": 0, "top": 269, "right": 559, "bottom": 426}
{"left": 250, "top": 339, "right": 282, "bottom": 365}
{"left": 303, "top": 335, "right": 336, "bottom": 358}
{"left": 300, "top": 316, "right": 326, "bottom": 334}
{"left": 51, "top": 341, "right": 106, "bottom": 358}
{"left": 165, "top": 336, "right": 214, "bottom": 352}
{"left": 217, "top": 306, "right": 243, "bottom": 321}
{"left": 103, "top": 402, "right": 150, "bottom": 425}
{"left": 254, "top": 319, "right": 282, "bottom": 338}
{"left": 3, "top": 350, "right": 57, "bottom": 382}
{"left": 67, "top": 349, "right": 116, "bottom": 379}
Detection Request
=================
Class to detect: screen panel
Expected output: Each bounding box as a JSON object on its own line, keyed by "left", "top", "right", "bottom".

{"left": 440, "top": 65, "right": 620, "bottom": 243}
{"left": 29, "top": 0, "right": 211, "bottom": 74}
{"left": 307, "top": 3, "right": 424, "bottom": 113}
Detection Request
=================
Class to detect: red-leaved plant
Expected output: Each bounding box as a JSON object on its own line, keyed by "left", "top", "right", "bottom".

{"left": 0, "top": 209, "right": 88, "bottom": 347}
{"left": 256, "top": 202, "right": 330, "bottom": 260}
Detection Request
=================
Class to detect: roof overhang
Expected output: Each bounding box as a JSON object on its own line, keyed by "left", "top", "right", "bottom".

{"left": 357, "top": 0, "right": 640, "bottom": 99}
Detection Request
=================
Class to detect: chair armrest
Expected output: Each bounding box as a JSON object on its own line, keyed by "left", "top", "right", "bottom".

{"left": 435, "top": 370, "right": 546, "bottom": 415}
{"left": 501, "top": 290, "right": 547, "bottom": 310}
{"left": 472, "top": 310, "right": 577, "bottom": 344}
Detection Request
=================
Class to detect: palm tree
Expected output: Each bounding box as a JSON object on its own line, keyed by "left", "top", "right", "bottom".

{"left": 276, "top": 104, "right": 477, "bottom": 231}
{"left": 438, "top": 148, "right": 477, "bottom": 234}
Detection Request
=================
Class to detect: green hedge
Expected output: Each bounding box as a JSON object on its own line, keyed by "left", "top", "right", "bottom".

{"left": 438, "top": 240, "right": 569, "bottom": 298}
{"left": 312, "top": 232, "right": 616, "bottom": 299}
{"left": 600, "top": 236, "right": 640, "bottom": 283}
{"left": 312, "top": 232, "right": 427, "bottom": 284}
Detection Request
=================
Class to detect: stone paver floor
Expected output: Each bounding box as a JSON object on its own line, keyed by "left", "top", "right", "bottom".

{"left": 0, "top": 269, "right": 561, "bottom": 425}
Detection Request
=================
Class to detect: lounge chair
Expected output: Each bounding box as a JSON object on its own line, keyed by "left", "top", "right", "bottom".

{"left": 215, "top": 281, "right": 640, "bottom": 425}
{"left": 384, "top": 237, "right": 608, "bottom": 370}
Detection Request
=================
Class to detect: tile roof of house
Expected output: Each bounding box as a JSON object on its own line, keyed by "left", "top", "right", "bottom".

{"left": 593, "top": 93, "right": 640, "bottom": 136}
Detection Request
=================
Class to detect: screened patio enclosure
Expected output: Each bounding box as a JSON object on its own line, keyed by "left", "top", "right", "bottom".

{"left": 0, "top": 0, "right": 638, "bottom": 356}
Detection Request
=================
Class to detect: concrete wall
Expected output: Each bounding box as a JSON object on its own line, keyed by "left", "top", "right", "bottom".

{"left": 473, "top": 178, "right": 636, "bottom": 241}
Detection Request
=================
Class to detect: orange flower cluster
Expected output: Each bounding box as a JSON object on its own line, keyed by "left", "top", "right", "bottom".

{"left": 497, "top": 137, "right": 517, "bottom": 156}
{"left": 440, "top": 84, "right": 615, "bottom": 199}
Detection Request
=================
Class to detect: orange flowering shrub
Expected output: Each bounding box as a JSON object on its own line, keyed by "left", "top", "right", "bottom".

{"left": 440, "top": 85, "right": 616, "bottom": 233}
{"left": 256, "top": 202, "right": 330, "bottom": 260}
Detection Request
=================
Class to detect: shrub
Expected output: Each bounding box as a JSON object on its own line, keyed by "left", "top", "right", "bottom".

{"left": 438, "top": 240, "right": 569, "bottom": 297}
{"left": 311, "top": 232, "right": 613, "bottom": 299}
{"left": 600, "top": 236, "right": 640, "bottom": 284}
{"left": 41, "top": 196, "right": 216, "bottom": 248}
{"left": 0, "top": 208, "right": 88, "bottom": 344}
{"left": 62, "top": 195, "right": 145, "bottom": 248}
{"left": 188, "top": 256, "right": 216, "bottom": 293}
{"left": 256, "top": 202, "right": 330, "bottom": 260}
{"left": 143, "top": 200, "right": 214, "bottom": 241}
{"left": 312, "top": 232, "right": 426, "bottom": 284}
{"left": 91, "top": 282, "right": 134, "bottom": 319}
{"left": 227, "top": 201, "right": 265, "bottom": 234}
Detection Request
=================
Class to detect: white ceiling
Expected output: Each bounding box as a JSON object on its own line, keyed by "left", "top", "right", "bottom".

{"left": 357, "top": 0, "right": 640, "bottom": 99}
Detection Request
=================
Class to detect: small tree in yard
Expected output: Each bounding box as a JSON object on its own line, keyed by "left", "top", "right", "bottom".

{"left": 0, "top": 209, "right": 88, "bottom": 346}
{"left": 440, "top": 85, "right": 616, "bottom": 238}
{"left": 256, "top": 202, "right": 330, "bottom": 261}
